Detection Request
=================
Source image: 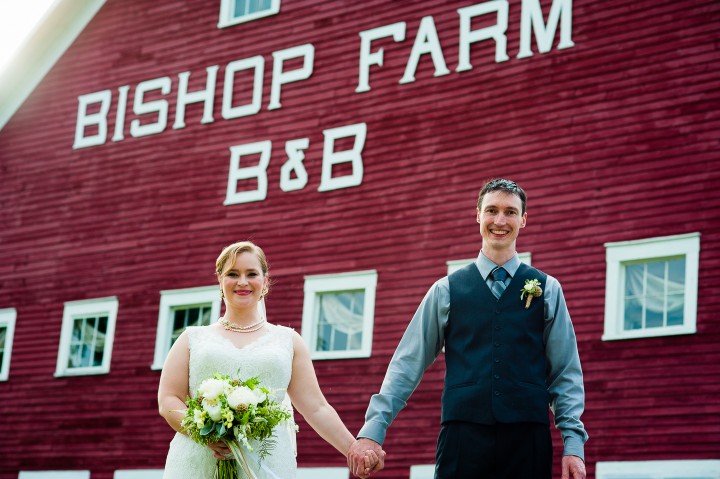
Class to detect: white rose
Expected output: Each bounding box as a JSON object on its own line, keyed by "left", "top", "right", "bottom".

{"left": 227, "top": 386, "right": 253, "bottom": 409}
{"left": 202, "top": 398, "right": 223, "bottom": 422}
{"left": 251, "top": 388, "right": 267, "bottom": 405}
{"left": 227, "top": 386, "right": 260, "bottom": 409}
{"left": 524, "top": 283, "right": 534, "bottom": 292}
{"left": 198, "top": 378, "right": 225, "bottom": 400}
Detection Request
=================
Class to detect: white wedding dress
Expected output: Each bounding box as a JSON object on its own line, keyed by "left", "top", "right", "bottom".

{"left": 162, "top": 324, "right": 297, "bottom": 479}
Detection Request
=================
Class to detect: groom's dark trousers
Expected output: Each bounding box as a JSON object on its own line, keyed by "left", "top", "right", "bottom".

{"left": 434, "top": 421, "right": 552, "bottom": 478}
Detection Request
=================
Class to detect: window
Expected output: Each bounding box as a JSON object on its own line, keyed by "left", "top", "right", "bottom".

{"left": 55, "top": 297, "right": 118, "bottom": 377}
{"left": 410, "top": 465, "right": 435, "bottom": 479}
{"left": 446, "top": 252, "right": 532, "bottom": 275}
{"left": 596, "top": 460, "right": 720, "bottom": 479}
{"left": 0, "top": 308, "right": 17, "bottom": 381}
{"left": 218, "top": 0, "right": 280, "bottom": 28}
{"left": 19, "top": 472, "right": 90, "bottom": 479}
{"left": 114, "top": 470, "right": 164, "bottom": 479}
{"left": 151, "top": 286, "right": 222, "bottom": 370}
{"left": 297, "top": 467, "right": 348, "bottom": 479}
{"left": 301, "top": 270, "right": 377, "bottom": 360}
{"left": 603, "top": 233, "right": 700, "bottom": 341}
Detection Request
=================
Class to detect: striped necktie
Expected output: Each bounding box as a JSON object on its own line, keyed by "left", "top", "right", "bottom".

{"left": 491, "top": 267, "right": 508, "bottom": 299}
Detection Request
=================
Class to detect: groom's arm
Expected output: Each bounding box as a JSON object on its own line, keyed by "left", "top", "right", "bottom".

{"left": 349, "top": 279, "right": 448, "bottom": 476}
{"left": 360, "top": 277, "right": 448, "bottom": 443}
{"left": 543, "top": 275, "right": 588, "bottom": 461}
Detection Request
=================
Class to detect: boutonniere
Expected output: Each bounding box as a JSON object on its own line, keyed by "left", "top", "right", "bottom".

{"left": 520, "top": 279, "right": 543, "bottom": 309}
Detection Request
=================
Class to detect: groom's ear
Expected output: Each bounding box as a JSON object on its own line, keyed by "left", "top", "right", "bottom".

{"left": 520, "top": 212, "right": 527, "bottom": 228}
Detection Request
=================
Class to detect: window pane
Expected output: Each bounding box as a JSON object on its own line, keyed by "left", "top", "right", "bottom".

{"left": 170, "top": 305, "right": 212, "bottom": 348}
{"left": 624, "top": 297, "right": 643, "bottom": 330}
{"left": 645, "top": 297, "right": 664, "bottom": 328}
{"left": 186, "top": 307, "right": 199, "bottom": 326}
{"left": 97, "top": 316, "right": 108, "bottom": 334}
{"left": 625, "top": 263, "right": 644, "bottom": 297}
{"left": 68, "top": 343, "right": 81, "bottom": 368}
{"left": 69, "top": 318, "right": 85, "bottom": 368}
{"left": 0, "top": 325, "right": 6, "bottom": 370}
{"left": 667, "top": 293, "right": 685, "bottom": 326}
{"left": 94, "top": 317, "right": 106, "bottom": 367}
{"left": 623, "top": 255, "right": 689, "bottom": 333}
{"left": 316, "top": 291, "right": 364, "bottom": 352}
{"left": 68, "top": 316, "right": 107, "bottom": 369}
{"left": 233, "top": 0, "right": 247, "bottom": 16}
{"left": 200, "top": 306, "right": 212, "bottom": 325}
{"left": 172, "top": 309, "right": 186, "bottom": 336}
{"left": 317, "top": 323, "right": 331, "bottom": 351}
{"left": 646, "top": 260, "right": 665, "bottom": 281}
{"left": 72, "top": 318, "right": 84, "bottom": 341}
{"left": 667, "top": 258, "right": 686, "bottom": 292}
{"left": 232, "top": 0, "right": 273, "bottom": 17}
{"left": 81, "top": 344, "right": 92, "bottom": 367}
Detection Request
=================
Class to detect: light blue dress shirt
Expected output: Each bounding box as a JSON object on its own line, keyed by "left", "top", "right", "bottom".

{"left": 358, "top": 251, "right": 589, "bottom": 460}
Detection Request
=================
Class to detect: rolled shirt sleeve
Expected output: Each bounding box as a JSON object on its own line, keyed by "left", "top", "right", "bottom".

{"left": 358, "top": 278, "right": 449, "bottom": 444}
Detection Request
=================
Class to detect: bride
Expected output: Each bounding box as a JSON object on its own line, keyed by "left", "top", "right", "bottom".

{"left": 158, "top": 241, "right": 382, "bottom": 478}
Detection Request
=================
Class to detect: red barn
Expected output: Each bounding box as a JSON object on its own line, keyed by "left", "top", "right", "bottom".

{"left": 1, "top": 0, "right": 719, "bottom": 478}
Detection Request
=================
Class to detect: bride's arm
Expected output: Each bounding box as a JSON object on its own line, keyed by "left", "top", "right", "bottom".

{"left": 157, "top": 330, "right": 230, "bottom": 459}
{"left": 287, "top": 331, "right": 358, "bottom": 456}
{"left": 157, "top": 330, "right": 191, "bottom": 433}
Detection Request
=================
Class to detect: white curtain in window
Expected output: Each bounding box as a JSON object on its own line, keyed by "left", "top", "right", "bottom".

{"left": 626, "top": 267, "right": 684, "bottom": 313}
{"left": 70, "top": 320, "right": 105, "bottom": 367}
{"left": 319, "top": 295, "right": 364, "bottom": 335}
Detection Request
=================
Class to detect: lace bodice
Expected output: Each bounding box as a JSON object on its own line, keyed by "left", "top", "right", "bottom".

{"left": 162, "top": 323, "right": 297, "bottom": 479}
{"left": 187, "top": 324, "right": 293, "bottom": 403}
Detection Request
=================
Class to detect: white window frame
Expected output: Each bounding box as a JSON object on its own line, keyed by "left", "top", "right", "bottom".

{"left": 0, "top": 308, "right": 17, "bottom": 381}
{"left": 55, "top": 297, "right": 118, "bottom": 377}
{"left": 410, "top": 464, "right": 435, "bottom": 479}
{"left": 19, "top": 472, "right": 90, "bottom": 479}
{"left": 297, "top": 467, "right": 348, "bottom": 479}
{"left": 603, "top": 232, "right": 700, "bottom": 341}
{"left": 114, "top": 470, "right": 164, "bottom": 479}
{"left": 301, "top": 270, "right": 377, "bottom": 360}
{"left": 151, "top": 285, "right": 222, "bottom": 370}
{"left": 446, "top": 252, "right": 531, "bottom": 275}
{"left": 596, "top": 459, "right": 720, "bottom": 479}
{"left": 218, "top": 0, "right": 281, "bottom": 28}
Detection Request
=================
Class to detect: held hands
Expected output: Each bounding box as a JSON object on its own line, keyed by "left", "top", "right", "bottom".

{"left": 347, "top": 438, "right": 386, "bottom": 478}
{"left": 561, "top": 455, "right": 586, "bottom": 479}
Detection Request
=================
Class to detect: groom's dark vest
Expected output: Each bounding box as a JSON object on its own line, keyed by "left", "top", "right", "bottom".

{"left": 443, "top": 262, "right": 549, "bottom": 425}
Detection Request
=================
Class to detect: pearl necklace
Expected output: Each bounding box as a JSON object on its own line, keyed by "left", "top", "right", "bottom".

{"left": 219, "top": 317, "right": 266, "bottom": 333}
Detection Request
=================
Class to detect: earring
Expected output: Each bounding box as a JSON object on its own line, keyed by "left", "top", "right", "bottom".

{"left": 220, "top": 289, "right": 224, "bottom": 299}
{"left": 261, "top": 285, "right": 269, "bottom": 298}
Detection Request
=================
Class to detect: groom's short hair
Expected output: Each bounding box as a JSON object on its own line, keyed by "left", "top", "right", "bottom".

{"left": 477, "top": 178, "right": 527, "bottom": 214}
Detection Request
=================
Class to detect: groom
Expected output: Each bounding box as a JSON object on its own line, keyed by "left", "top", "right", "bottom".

{"left": 348, "top": 179, "right": 588, "bottom": 478}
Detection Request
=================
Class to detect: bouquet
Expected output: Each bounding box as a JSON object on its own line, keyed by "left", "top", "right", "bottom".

{"left": 182, "top": 373, "right": 295, "bottom": 479}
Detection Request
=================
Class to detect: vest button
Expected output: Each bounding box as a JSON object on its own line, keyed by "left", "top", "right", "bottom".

{"left": 493, "top": 374, "right": 500, "bottom": 379}
{"left": 494, "top": 342, "right": 501, "bottom": 347}
{"left": 494, "top": 359, "right": 500, "bottom": 363}
{"left": 494, "top": 325, "right": 501, "bottom": 331}
{"left": 494, "top": 391, "right": 501, "bottom": 396}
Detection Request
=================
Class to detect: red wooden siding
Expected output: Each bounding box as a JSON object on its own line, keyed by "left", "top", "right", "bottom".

{"left": 1, "top": 0, "right": 719, "bottom": 478}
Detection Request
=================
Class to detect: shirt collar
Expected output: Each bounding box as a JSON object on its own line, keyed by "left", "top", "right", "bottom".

{"left": 475, "top": 250, "right": 521, "bottom": 280}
